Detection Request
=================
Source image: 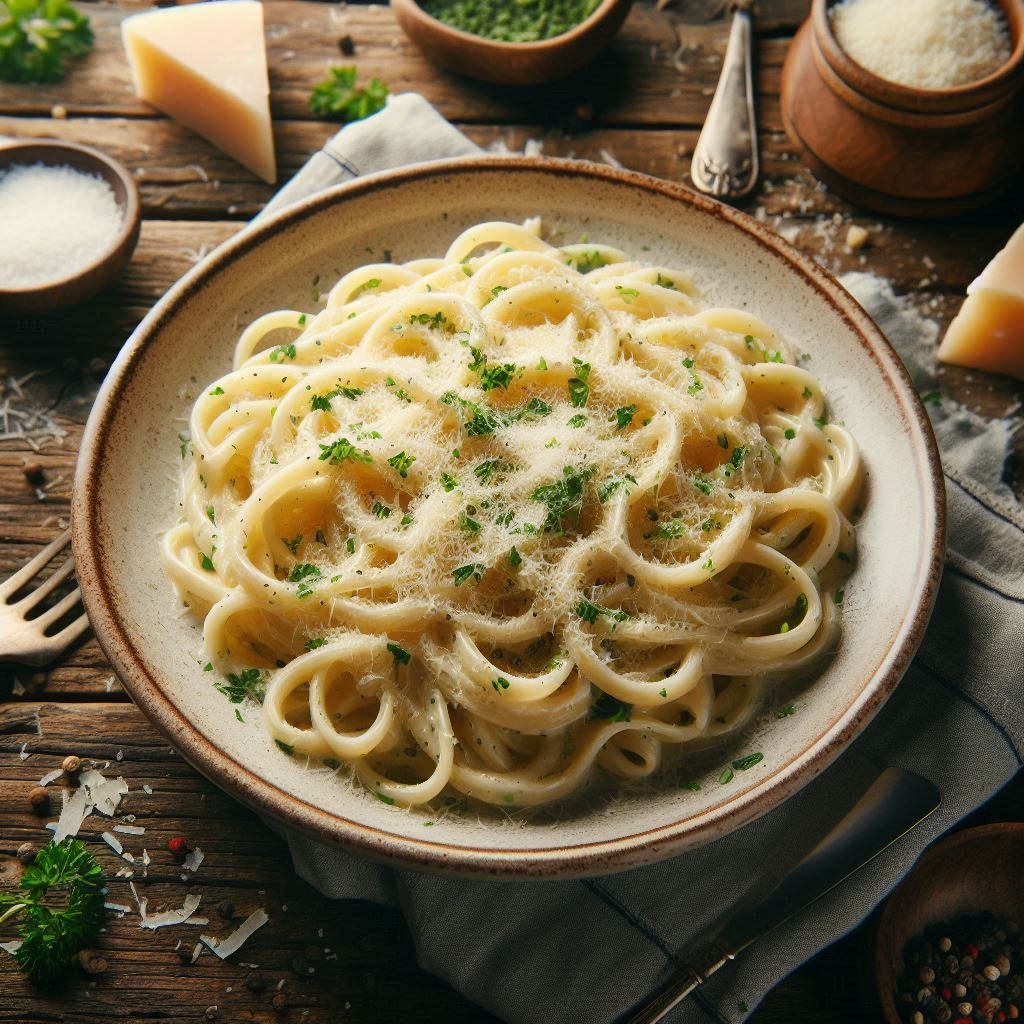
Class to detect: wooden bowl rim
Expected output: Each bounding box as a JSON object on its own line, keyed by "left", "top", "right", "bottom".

{"left": 814, "top": 0, "right": 1024, "bottom": 111}
{"left": 0, "top": 139, "right": 141, "bottom": 301}
{"left": 391, "top": 0, "right": 631, "bottom": 53}
{"left": 874, "top": 822, "right": 1024, "bottom": 1023}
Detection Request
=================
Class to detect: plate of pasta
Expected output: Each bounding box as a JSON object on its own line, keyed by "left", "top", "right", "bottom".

{"left": 73, "top": 159, "right": 944, "bottom": 877}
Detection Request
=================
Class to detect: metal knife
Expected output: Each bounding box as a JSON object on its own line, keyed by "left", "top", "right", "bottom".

{"left": 617, "top": 767, "right": 942, "bottom": 1024}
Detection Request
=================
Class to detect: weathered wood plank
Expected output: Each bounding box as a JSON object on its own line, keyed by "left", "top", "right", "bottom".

{"left": 0, "top": 1, "right": 792, "bottom": 129}
{"left": 0, "top": 701, "right": 496, "bottom": 1023}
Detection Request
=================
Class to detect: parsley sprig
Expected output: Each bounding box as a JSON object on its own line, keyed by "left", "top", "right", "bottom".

{"left": 0, "top": 838, "right": 104, "bottom": 985}
{"left": 309, "top": 65, "right": 389, "bottom": 121}
{"left": 0, "top": 0, "right": 93, "bottom": 83}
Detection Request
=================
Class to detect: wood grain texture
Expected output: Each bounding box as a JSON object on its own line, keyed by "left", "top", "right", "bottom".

{"left": 1, "top": 1, "right": 1023, "bottom": 1021}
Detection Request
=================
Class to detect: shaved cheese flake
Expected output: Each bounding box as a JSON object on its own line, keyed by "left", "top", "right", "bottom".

{"left": 104, "top": 901, "right": 132, "bottom": 915}
{"left": 38, "top": 767, "right": 64, "bottom": 787}
{"left": 114, "top": 824, "right": 146, "bottom": 835}
{"left": 101, "top": 831, "right": 124, "bottom": 855}
{"left": 79, "top": 769, "right": 128, "bottom": 816}
{"left": 201, "top": 909, "right": 269, "bottom": 959}
{"left": 191, "top": 942, "right": 204, "bottom": 964}
{"left": 140, "top": 894, "right": 202, "bottom": 930}
{"left": 0, "top": 940, "right": 23, "bottom": 955}
{"left": 52, "top": 785, "right": 91, "bottom": 843}
{"left": 182, "top": 846, "right": 204, "bottom": 873}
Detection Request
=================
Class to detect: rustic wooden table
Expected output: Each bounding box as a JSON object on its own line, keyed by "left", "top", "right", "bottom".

{"left": 2, "top": 1, "right": 1022, "bottom": 1021}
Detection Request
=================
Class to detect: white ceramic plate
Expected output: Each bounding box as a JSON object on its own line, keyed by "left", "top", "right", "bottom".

{"left": 73, "top": 159, "right": 944, "bottom": 878}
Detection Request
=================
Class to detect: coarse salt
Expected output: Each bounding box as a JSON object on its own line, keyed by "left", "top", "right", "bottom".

{"left": 831, "top": 0, "right": 1011, "bottom": 90}
{"left": 0, "top": 164, "right": 123, "bottom": 289}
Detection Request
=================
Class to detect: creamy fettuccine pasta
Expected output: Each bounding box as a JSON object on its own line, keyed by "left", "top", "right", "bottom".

{"left": 163, "top": 219, "right": 862, "bottom": 809}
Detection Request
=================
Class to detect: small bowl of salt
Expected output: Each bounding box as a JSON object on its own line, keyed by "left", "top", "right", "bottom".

{"left": 0, "top": 140, "right": 141, "bottom": 314}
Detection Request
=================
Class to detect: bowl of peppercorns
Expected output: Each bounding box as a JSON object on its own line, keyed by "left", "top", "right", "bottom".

{"left": 876, "top": 824, "right": 1024, "bottom": 1024}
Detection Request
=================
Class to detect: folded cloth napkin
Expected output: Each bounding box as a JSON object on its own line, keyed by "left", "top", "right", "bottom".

{"left": 258, "top": 95, "right": 1024, "bottom": 1024}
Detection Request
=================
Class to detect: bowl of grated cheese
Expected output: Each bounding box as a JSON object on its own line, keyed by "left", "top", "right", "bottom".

{"left": 781, "top": 0, "right": 1024, "bottom": 216}
{"left": 0, "top": 139, "right": 141, "bottom": 315}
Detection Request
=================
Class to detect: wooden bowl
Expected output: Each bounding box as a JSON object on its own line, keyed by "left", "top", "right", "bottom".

{"left": 391, "top": 0, "right": 634, "bottom": 85}
{"left": 781, "top": 0, "right": 1024, "bottom": 216}
{"left": 0, "top": 139, "right": 141, "bottom": 315}
{"left": 874, "top": 823, "right": 1024, "bottom": 1022}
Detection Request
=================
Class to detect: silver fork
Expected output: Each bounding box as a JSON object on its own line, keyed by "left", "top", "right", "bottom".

{"left": 0, "top": 529, "right": 90, "bottom": 666}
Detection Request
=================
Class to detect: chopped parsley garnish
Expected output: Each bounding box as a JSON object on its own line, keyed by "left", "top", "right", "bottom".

{"left": 834, "top": 588, "right": 844, "bottom": 605}
{"left": 440, "top": 472, "right": 459, "bottom": 492}
{"left": 612, "top": 404, "right": 637, "bottom": 428}
{"left": 814, "top": 414, "right": 828, "bottom": 429}
{"left": 567, "top": 414, "right": 587, "bottom": 428}
{"left": 576, "top": 599, "right": 628, "bottom": 625}
{"left": 682, "top": 356, "right": 695, "bottom": 369}
{"left": 656, "top": 273, "right": 676, "bottom": 289}
{"left": 784, "top": 428, "right": 796, "bottom": 439}
{"left": 214, "top": 667, "right": 266, "bottom": 704}
{"left": 318, "top": 437, "right": 373, "bottom": 464}
{"left": 490, "top": 285, "right": 508, "bottom": 299}
{"left": 692, "top": 471, "right": 713, "bottom": 495}
{"left": 275, "top": 740, "right": 295, "bottom": 756}
{"left": 479, "top": 361, "right": 520, "bottom": 391}
{"left": 921, "top": 390, "right": 942, "bottom": 406}
{"left": 598, "top": 474, "right": 637, "bottom": 503}
{"left": 199, "top": 552, "right": 215, "bottom": 572}
{"left": 531, "top": 465, "right": 596, "bottom": 533}
{"left": 567, "top": 358, "right": 591, "bottom": 408}
{"left": 178, "top": 432, "right": 190, "bottom": 459}
{"left": 208, "top": 386, "right": 224, "bottom": 396}
{"left": 206, "top": 505, "right": 216, "bottom": 525}
{"left": 400, "top": 513, "right": 414, "bottom": 527}
{"left": 375, "top": 792, "right": 396, "bottom": 805}
{"left": 687, "top": 373, "right": 704, "bottom": 396}
{"left": 474, "top": 459, "right": 511, "bottom": 484}
{"left": 717, "top": 433, "right": 729, "bottom": 449}
{"left": 646, "top": 518, "right": 686, "bottom": 540}
{"left": 409, "top": 311, "right": 449, "bottom": 329}
{"left": 568, "top": 250, "right": 607, "bottom": 274}
{"left": 719, "top": 767, "right": 734, "bottom": 784}
{"left": 615, "top": 285, "right": 640, "bottom": 303}
{"left": 589, "top": 690, "right": 632, "bottom": 722}
{"left": 371, "top": 501, "right": 392, "bottom": 519}
{"left": 305, "top": 637, "right": 327, "bottom": 651}
{"left": 269, "top": 343, "right": 297, "bottom": 362}
{"left": 387, "top": 641, "right": 411, "bottom": 665}
{"left": 732, "top": 752, "right": 764, "bottom": 771}
{"left": 452, "top": 563, "right": 485, "bottom": 586}
{"left": 508, "top": 546, "right": 522, "bottom": 568}
{"left": 387, "top": 451, "right": 416, "bottom": 478}
{"left": 776, "top": 703, "right": 797, "bottom": 718}
{"left": 0, "top": 0, "right": 94, "bottom": 86}
{"left": 702, "top": 558, "right": 714, "bottom": 572}
{"left": 283, "top": 534, "right": 302, "bottom": 554}
{"left": 802, "top": 386, "right": 813, "bottom": 399}
{"left": 537, "top": 357, "right": 548, "bottom": 371}
{"left": 491, "top": 676, "right": 510, "bottom": 693}
{"left": 346, "top": 537, "right": 356, "bottom": 554}
{"left": 459, "top": 511, "right": 482, "bottom": 533}
{"left": 701, "top": 517, "right": 722, "bottom": 532}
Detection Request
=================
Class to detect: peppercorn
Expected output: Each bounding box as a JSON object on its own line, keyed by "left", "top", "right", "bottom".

{"left": 28, "top": 786, "right": 50, "bottom": 814}
{"left": 216, "top": 899, "right": 234, "bottom": 920}
{"left": 271, "top": 993, "right": 287, "bottom": 1010}
{"left": 998, "top": 957, "right": 1012, "bottom": 977}
{"left": 936, "top": 1002, "right": 953, "bottom": 1023}
{"left": 16, "top": 842, "right": 36, "bottom": 865}
{"left": 245, "top": 971, "right": 265, "bottom": 992}
{"left": 62, "top": 754, "right": 82, "bottom": 775}
{"left": 338, "top": 33, "right": 355, "bottom": 55}
{"left": 204, "top": 1007, "right": 218, "bottom": 1021}
{"left": 23, "top": 462, "right": 44, "bottom": 486}
{"left": 913, "top": 1013, "right": 926, "bottom": 1024}
{"left": 959, "top": 1003, "right": 974, "bottom": 1016}
{"left": 987, "top": 967, "right": 1003, "bottom": 982}
{"left": 940, "top": 939, "right": 953, "bottom": 953}
{"left": 167, "top": 836, "right": 189, "bottom": 858}
{"left": 922, "top": 969, "right": 938, "bottom": 985}
{"left": 77, "top": 950, "right": 107, "bottom": 974}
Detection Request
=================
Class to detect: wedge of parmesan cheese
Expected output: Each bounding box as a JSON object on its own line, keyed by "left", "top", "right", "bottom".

{"left": 122, "top": 1, "right": 276, "bottom": 183}
{"left": 938, "top": 225, "right": 1024, "bottom": 380}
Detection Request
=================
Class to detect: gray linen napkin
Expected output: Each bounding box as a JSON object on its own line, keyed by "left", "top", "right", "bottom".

{"left": 259, "top": 95, "right": 1024, "bottom": 1024}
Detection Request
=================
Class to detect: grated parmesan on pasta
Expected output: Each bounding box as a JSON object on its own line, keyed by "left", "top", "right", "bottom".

{"left": 162, "top": 220, "right": 862, "bottom": 809}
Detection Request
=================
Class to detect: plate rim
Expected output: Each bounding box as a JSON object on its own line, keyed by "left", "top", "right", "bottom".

{"left": 72, "top": 156, "right": 946, "bottom": 878}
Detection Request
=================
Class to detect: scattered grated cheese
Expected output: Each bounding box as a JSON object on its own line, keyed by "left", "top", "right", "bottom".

{"left": 140, "top": 894, "right": 203, "bottom": 930}
{"left": 11, "top": 678, "right": 25, "bottom": 696}
{"left": 182, "top": 847, "right": 205, "bottom": 873}
{"left": 0, "top": 940, "right": 23, "bottom": 955}
{"left": 51, "top": 785, "right": 90, "bottom": 842}
{"left": 201, "top": 909, "right": 269, "bottom": 959}
{"left": 18, "top": 743, "right": 29, "bottom": 761}
{"left": 103, "top": 901, "right": 132, "bottom": 915}
{"left": 38, "top": 767, "right": 63, "bottom": 787}
{"left": 114, "top": 824, "right": 146, "bottom": 835}
{"left": 101, "top": 831, "right": 124, "bottom": 855}
{"left": 79, "top": 769, "right": 128, "bottom": 816}
{"left": 191, "top": 942, "right": 205, "bottom": 964}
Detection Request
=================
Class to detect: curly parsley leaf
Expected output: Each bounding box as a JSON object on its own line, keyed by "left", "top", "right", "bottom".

{"left": 0, "top": 0, "right": 93, "bottom": 84}
{"left": 309, "top": 65, "right": 389, "bottom": 121}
